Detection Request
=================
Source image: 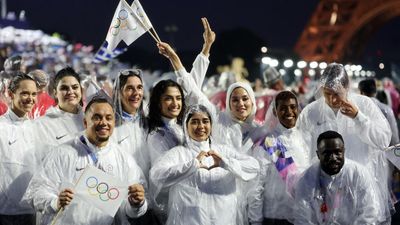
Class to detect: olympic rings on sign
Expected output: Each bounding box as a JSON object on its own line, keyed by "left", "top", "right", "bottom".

{"left": 85, "top": 177, "right": 120, "bottom": 201}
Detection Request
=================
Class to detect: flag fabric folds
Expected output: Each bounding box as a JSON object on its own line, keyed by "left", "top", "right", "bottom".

{"left": 105, "top": 0, "right": 151, "bottom": 52}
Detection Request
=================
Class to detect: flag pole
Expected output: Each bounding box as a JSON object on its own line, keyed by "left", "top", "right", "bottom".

{"left": 50, "top": 167, "right": 89, "bottom": 225}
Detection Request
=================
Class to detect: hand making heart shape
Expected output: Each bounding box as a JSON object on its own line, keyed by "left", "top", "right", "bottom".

{"left": 196, "top": 150, "right": 222, "bottom": 170}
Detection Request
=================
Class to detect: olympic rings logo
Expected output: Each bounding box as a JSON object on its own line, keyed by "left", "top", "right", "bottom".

{"left": 394, "top": 148, "right": 400, "bottom": 157}
{"left": 110, "top": 9, "right": 137, "bottom": 36}
{"left": 86, "top": 176, "right": 120, "bottom": 201}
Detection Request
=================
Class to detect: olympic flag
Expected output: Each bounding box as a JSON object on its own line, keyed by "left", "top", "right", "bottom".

{"left": 74, "top": 165, "right": 128, "bottom": 217}
{"left": 105, "top": 0, "right": 152, "bottom": 52}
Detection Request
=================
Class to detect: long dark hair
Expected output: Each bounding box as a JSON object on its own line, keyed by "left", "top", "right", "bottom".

{"left": 147, "top": 79, "right": 185, "bottom": 134}
{"left": 53, "top": 66, "right": 83, "bottom": 106}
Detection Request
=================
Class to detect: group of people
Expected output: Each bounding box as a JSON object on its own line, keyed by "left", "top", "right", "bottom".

{"left": 0, "top": 17, "right": 397, "bottom": 225}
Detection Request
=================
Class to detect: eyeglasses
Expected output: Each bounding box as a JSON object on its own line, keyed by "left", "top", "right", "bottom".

{"left": 120, "top": 69, "right": 141, "bottom": 77}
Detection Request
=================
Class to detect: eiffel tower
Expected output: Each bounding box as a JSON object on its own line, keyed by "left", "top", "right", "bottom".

{"left": 294, "top": 0, "right": 400, "bottom": 63}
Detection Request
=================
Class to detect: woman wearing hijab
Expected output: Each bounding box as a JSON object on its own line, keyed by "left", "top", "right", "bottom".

{"left": 150, "top": 104, "right": 259, "bottom": 225}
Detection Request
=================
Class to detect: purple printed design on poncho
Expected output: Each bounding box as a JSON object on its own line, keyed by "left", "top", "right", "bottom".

{"left": 260, "top": 136, "right": 297, "bottom": 181}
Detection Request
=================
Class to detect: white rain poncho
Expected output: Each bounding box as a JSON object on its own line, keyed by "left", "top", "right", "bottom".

{"left": 0, "top": 121, "right": 37, "bottom": 215}
{"left": 294, "top": 159, "right": 379, "bottom": 225}
{"left": 32, "top": 106, "right": 85, "bottom": 160}
{"left": 23, "top": 135, "right": 147, "bottom": 225}
{"left": 111, "top": 69, "right": 150, "bottom": 179}
{"left": 0, "top": 108, "right": 29, "bottom": 123}
{"left": 149, "top": 104, "right": 259, "bottom": 225}
{"left": 297, "top": 63, "right": 392, "bottom": 222}
{"left": 176, "top": 69, "right": 266, "bottom": 224}
{"left": 251, "top": 92, "right": 312, "bottom": 223}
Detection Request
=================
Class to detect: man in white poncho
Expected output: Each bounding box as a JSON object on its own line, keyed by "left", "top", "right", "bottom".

{"left": 297, "top": 63, "right": 393, "bottom": 224}
{"left": 251, "top": 90, "right": 312, "bottom": 225}
{"left": 23, "top": 93, "right": 148, "bottom": 225}
{"left": 294, "top": 130, "right": 379, "bottom": 225}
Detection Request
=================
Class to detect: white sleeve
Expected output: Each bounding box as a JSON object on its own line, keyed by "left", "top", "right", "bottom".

{"left": 147, "top": 131, "right": 174, "bottom": 165}
{"left": 293, "top": 169, "right": 318, "bottom": 225}
{"left": 353, "top": 165, "right": 380, "bottom": 225}
{"left": 23, "top": 148, "right": 64, "bottom": 214}
{"left": 219, "top": 146, "right": 260, "bottom": 181}
{"left": 188, "top": 53, "right": 210, "bottom": 88}
{"left": 385, "top": 107, "right": 400, "bottom": 145}
{"left": 175, "top": 68, "right": 218, "bottom": 117}
{"left": 150, "top": 148, "right": 199, "bottom": 189}
{"left": 247, "top": 146, "right": 272, "bottom": 224}
{"left": 353, "top": 97, "right": 391, "bottom": 149}
{"left": 124, "top": 199, "right": 148, "bottom": 218}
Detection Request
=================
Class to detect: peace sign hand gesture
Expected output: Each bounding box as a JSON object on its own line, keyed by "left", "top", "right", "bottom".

{"left": 201, "top": 17, "right": 216, "bottom": 56}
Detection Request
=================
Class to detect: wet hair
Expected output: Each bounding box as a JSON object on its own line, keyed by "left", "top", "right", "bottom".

{"left": 321, "top": 63, "right": 349, "bottom": 89}
{"left": 275, "top": 91, "right": 298, "bottom": 108}
{"left": 54, "top": 66, "right": 83, "bottom": 106}
{"left": 85, "top": 92, "right": 114, "bottom": 114}
{"left": 54, "top": 66, "right": 81, "bottom": 88}
{"left": 8, "top": 71, "right": 39, "bottom": 93}
{"left": 317, "top": 130, "right": 344, "bottom": 148}
{"left": 113, "top": 69, "right": 146, "bottom": 127}
{"left": 118, "top": 69, "right": 143, "bottom": 90}
{"left": 147, "top": 79, "right": 185, "bottom": 134}
{"left": 358, "top": 79, "right": 376, "bottom": 96}
{"left": 185, "top": 105, "right": 212, "bottom": 127}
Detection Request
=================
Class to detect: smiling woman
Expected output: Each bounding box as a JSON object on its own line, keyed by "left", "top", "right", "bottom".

{"left": 31, "top": 66, "right": 85, "bottom": 161}
{"left": 150, "top": 103, "right": 260, "bottom": 225}
{"left": 2, "top": 72, "right": 38, "bottom": 121}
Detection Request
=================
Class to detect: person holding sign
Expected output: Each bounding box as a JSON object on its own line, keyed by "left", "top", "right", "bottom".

{"left": 24, "top": 92, "right": 147, "bottom": 225}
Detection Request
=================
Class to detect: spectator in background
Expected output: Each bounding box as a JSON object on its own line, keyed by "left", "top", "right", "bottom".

{"left": 359, "top": 78, "right": 399, "bottom": 146}
{"left": 29, "top": 69, "right": 55, "bottom": 118}
{"left": 263, "top": 67, "right": 285, "bottom": 93}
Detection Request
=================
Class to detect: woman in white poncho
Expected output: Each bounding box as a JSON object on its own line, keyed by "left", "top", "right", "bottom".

{"left": 32, "top": 67, "right": 85, "bottom": 160}
{"left": 150, "top": 104, "right": 259, "bottom": 225}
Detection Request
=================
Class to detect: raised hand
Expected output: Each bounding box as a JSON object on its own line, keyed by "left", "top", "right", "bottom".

{"left": 157, "top": 42, "right": 183, "bottom": 71}
{"left": 201, "top": 17, "right": 216, "bottom": 57}
{"left": 128, "top": 184, "right": 145, "bottom": 206}
{"left": 340, "top": 99, "right": 358, "bottom": 118}
{"left": 57, "top": 188, "right": 74, "bottom": 209}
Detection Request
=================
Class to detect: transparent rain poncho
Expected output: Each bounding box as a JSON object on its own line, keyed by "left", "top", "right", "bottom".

{"left": 32, "top": 106, "right": 85, "bottom": 161}
{"left": 0, "top": 122, "right": 38, "bottom": 215}
{"left": 149, "top": 104, "right": 259, "bottom": 225}
{"left": 23, "top": 135, "right": 147, "bottom": 225}
{"left": 111, "top": 69, "right": 150, "bottom": 179}
{"left": 294, "top": 159, "right": 380, "bottom": 225}
{"left": 176, "top": 69, "right": 265, "bottom": 224}
{"left": 296, "top": 63, "right": 393, "bottom": 222}
{"left": 251, "top": 91, "right": 313, "bottom": 222}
